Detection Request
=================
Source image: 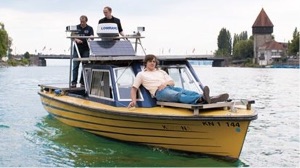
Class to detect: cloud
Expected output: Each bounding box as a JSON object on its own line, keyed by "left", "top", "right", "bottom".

{"left": 0, "top": 0, "right": 299, "bottom": 55}
{"left": 0, "top": 9, "right": 74, "bottom": 54}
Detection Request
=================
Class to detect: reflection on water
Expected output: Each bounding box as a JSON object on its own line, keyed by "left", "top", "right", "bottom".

{"left": 0, "top": 66, "right": 299, "bottom": 167}
{"left": 27, "top": 115, "right": 124, "bottom": 167}
{"left": 25, "top": 115, "right": 245, "bottom": 167}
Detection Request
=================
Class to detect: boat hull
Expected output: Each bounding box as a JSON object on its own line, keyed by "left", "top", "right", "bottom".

{"left": 39, "top": 92, "right": 256, "bottom": 160}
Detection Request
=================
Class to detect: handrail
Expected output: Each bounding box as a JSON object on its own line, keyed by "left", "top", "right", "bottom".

{"left": 66, "top": 35, "right": 145, "bottom": 39}
{"left": 66, "top": 34, "right": 146, "bottom": 88}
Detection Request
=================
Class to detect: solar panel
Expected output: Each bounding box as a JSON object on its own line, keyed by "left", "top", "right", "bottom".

{"left": 89, "top": 40, "right": 135, "bottom": 56}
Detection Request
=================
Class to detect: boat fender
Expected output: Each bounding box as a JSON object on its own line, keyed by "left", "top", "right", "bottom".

{"left": 54, "top": 89, "right": 62, "bottom": 96}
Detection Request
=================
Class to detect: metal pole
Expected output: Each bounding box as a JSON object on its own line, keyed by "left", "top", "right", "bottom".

{"left": 69, "top": 39, "right": 73, "bottom": 88}
{"left": 134, "top": 38, "right": 138, "bottom": 54}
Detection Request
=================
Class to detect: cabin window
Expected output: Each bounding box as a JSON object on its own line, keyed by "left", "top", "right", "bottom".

{"left": 83, "top": 68, "right": 92, "bottom": 92}
{"left": 114, "top": 67, "right": 142, "bottom": 100}
{"left": 90, "top": 70, "right": 113, "bottom": 99}
{"left": 162, "top": 66, "right": 201, "bottom": 93}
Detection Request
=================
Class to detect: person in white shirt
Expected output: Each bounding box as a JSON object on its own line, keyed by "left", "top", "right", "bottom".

{"left": 128, "top": 54, "right": 229, "bottom": 107}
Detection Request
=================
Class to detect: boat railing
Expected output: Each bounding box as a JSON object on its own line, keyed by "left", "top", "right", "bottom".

{"left": 67, "top": 35, "right": 146, "bottom": 55}
{"left": 66, "top": 34, "right": 146, "bottom": 88}
{"left": 157, "top": 100, "right": 255, "bottom": 115}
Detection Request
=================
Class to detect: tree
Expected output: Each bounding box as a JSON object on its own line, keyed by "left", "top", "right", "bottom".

{"left": 288, "top": 27, "right": 299, "bottom": 56}
{"left": 0, "top": 22, "right": 9, "bottom": 58}
{"left": 233, "top": 39, "right": 253, "bottom": 59}
{"left": 233, "top": 31, "right": 248, "bottom": 53}
{"left": 24, "top": 52, "right": 30, "bottom": 59}
{"left": 232, "top": 31, "right": 252, "bottom": 59}
{"left": 216, "top": 28, "right": 232, "bottom": 57}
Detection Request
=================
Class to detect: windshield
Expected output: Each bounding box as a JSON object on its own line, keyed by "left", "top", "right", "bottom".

{"left": 162, "top": 66, "right": 201, "bottom": 93}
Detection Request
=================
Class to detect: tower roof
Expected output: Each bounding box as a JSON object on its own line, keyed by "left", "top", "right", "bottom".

{"left": 252, "top": 8, "right": 273, "bottom": 27}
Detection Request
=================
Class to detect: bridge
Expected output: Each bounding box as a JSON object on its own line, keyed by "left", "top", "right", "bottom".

{"left": 39, "top": 54, "right": 70, "bottom": 59}
{"left": 35, "top": 54, "right": 227, "bottom": 67}
{"left": 34, "top": 54, "right": 70, "bottom": 66}
{"left": 183, "top": 55, "right": 227, "bottom": 67}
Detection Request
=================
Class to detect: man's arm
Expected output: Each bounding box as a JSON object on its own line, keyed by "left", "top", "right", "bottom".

{"left": 70, "top": 32, "right": 81, "bottom": 43}
{"left": 157, "top": 80, "right": 175, "bottom": 91}
{"left": 128, "top": 86, "right": 138, "bottom": 108}
{"left": 89, "top": 27, "right": 94, "bottom": 40}
{"left": 119, "top": 31, "right": 125, "bottom": 36}
{"left": 164, "top": 80, "right": 175, "bottom": 86}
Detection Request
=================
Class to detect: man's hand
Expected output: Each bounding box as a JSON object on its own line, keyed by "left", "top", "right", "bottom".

{"left": 75, "top": 39, "right": 83, "bottom": 44}
{"left": 157, "top": 83, "right": 167, "bottom": 91}
{"left": 128, "top": 101, "right": 136, "bottom": 108}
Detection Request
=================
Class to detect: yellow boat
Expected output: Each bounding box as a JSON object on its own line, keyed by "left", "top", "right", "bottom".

{"left": 38, "top": 25, "right": 257, "bottom": 160}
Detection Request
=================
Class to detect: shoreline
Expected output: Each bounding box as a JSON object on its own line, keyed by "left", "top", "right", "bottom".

{"left": 0, "top": 61, "right": 8, "bottom": 67}
{"left": 1, "top": 60, "right": 299, "bottom": 69}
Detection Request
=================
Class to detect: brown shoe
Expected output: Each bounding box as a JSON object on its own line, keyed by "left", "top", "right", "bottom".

{"left": 202, "top": 86, "right": 211, "bottom": 104}
{"left": 211, "top": 93, "right": 229, "bottom": 103}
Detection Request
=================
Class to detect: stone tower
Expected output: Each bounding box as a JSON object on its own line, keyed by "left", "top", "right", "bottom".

{"left": 252, "top": 8, "right": 274, "bottom": 64}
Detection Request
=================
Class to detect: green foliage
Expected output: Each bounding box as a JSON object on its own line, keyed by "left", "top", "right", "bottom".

{"left": 244, "top": 58, "right": 257, "bottom": 67}
{"left": 7, "top": 58, "right": 30, "bottom": 66}
{"left": 20, "top": 58, "right": 30, "bottom": 65}
{"left": 233, "top": 31, "right": 248, "bottom": 54}
{"left": 216, "top": 28, "right": 232, "bottom": 57}
{"left": 215, "top": 48, "right": 229, "bottom": 57}
{"left": 249, "top": 35, "right": 254, "bottom": 40}
{"left": 233, "top": 39, "right": 253, "bottom": 59}
{"left": 233, "top": 31, "right": 248, "bottom": 47}
{"left": 24, "top": 52, "right": 30, "bottom": 59}
{"left": 215, "top": 25, "right": 297, "bottom": 67}
{"left": 7, "top": 59, "right": 18, "bottom": 66}
{"left": 288, "top": 27, "right": 299, "bottom": 56}
{"left": 0, "top": 22, "right": 8, "bottom": 58}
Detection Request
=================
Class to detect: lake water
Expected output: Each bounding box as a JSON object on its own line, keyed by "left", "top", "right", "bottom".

{"left": 0, "top": 64, "right": 299, "bottom": 167}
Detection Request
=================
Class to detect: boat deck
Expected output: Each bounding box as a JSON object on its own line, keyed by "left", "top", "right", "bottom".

{"left": 38, "top": 84, "right": 85, "bottom": 96}
{"left": 157, "top": 100, "right": 255, "bottom": 115}
{"left": 39, "top": 83, "right": 255, "bottom": 117}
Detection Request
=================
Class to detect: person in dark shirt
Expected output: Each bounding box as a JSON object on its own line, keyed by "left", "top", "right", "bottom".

{"left": 98, "top": 6, "right": 125, "bottom": 36}
{"left": 71, "top": 15, "right": 94, "bottom": 88}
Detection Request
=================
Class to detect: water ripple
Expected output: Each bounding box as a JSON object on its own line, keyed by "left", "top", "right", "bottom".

{"left": 1, "top": 66, "right": 299, "bottom": 167}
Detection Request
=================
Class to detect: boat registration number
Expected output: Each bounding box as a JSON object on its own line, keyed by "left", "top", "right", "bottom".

{"left": 202, "top": 121, "right": 240, "bottom": 127}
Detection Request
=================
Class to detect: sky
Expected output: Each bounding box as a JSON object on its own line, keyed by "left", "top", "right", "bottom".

{"left": 0, "top": 0, "right": 299, "bottom": 56}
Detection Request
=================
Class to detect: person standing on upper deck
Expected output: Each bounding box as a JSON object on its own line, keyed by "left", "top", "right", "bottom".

{"left": 71, "top": 15, "right": 94, "bottom": 88}
{"left": 99, "top": 6, "right": 125, "bottom": 36}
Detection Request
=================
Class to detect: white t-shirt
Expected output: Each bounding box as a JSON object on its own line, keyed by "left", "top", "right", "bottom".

{"left": 132, "top": 69, "right": 173, "bottom": 96}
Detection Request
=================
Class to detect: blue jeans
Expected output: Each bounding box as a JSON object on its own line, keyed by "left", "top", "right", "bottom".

{"left": 72, "top": 49, "right": 89, "bottom": 85}
{"left": 155, "top": 86, "right": 201, "bottom": 104}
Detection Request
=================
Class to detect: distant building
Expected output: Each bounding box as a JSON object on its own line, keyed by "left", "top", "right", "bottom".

{"left": 257, "top": 40, "right": 288, "bottom": 65}
{"left": 1, "top": 56, "right": 8, "bottom": 62}
{"left": 252, "top": 8, "right": 288, "bottom": 66}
